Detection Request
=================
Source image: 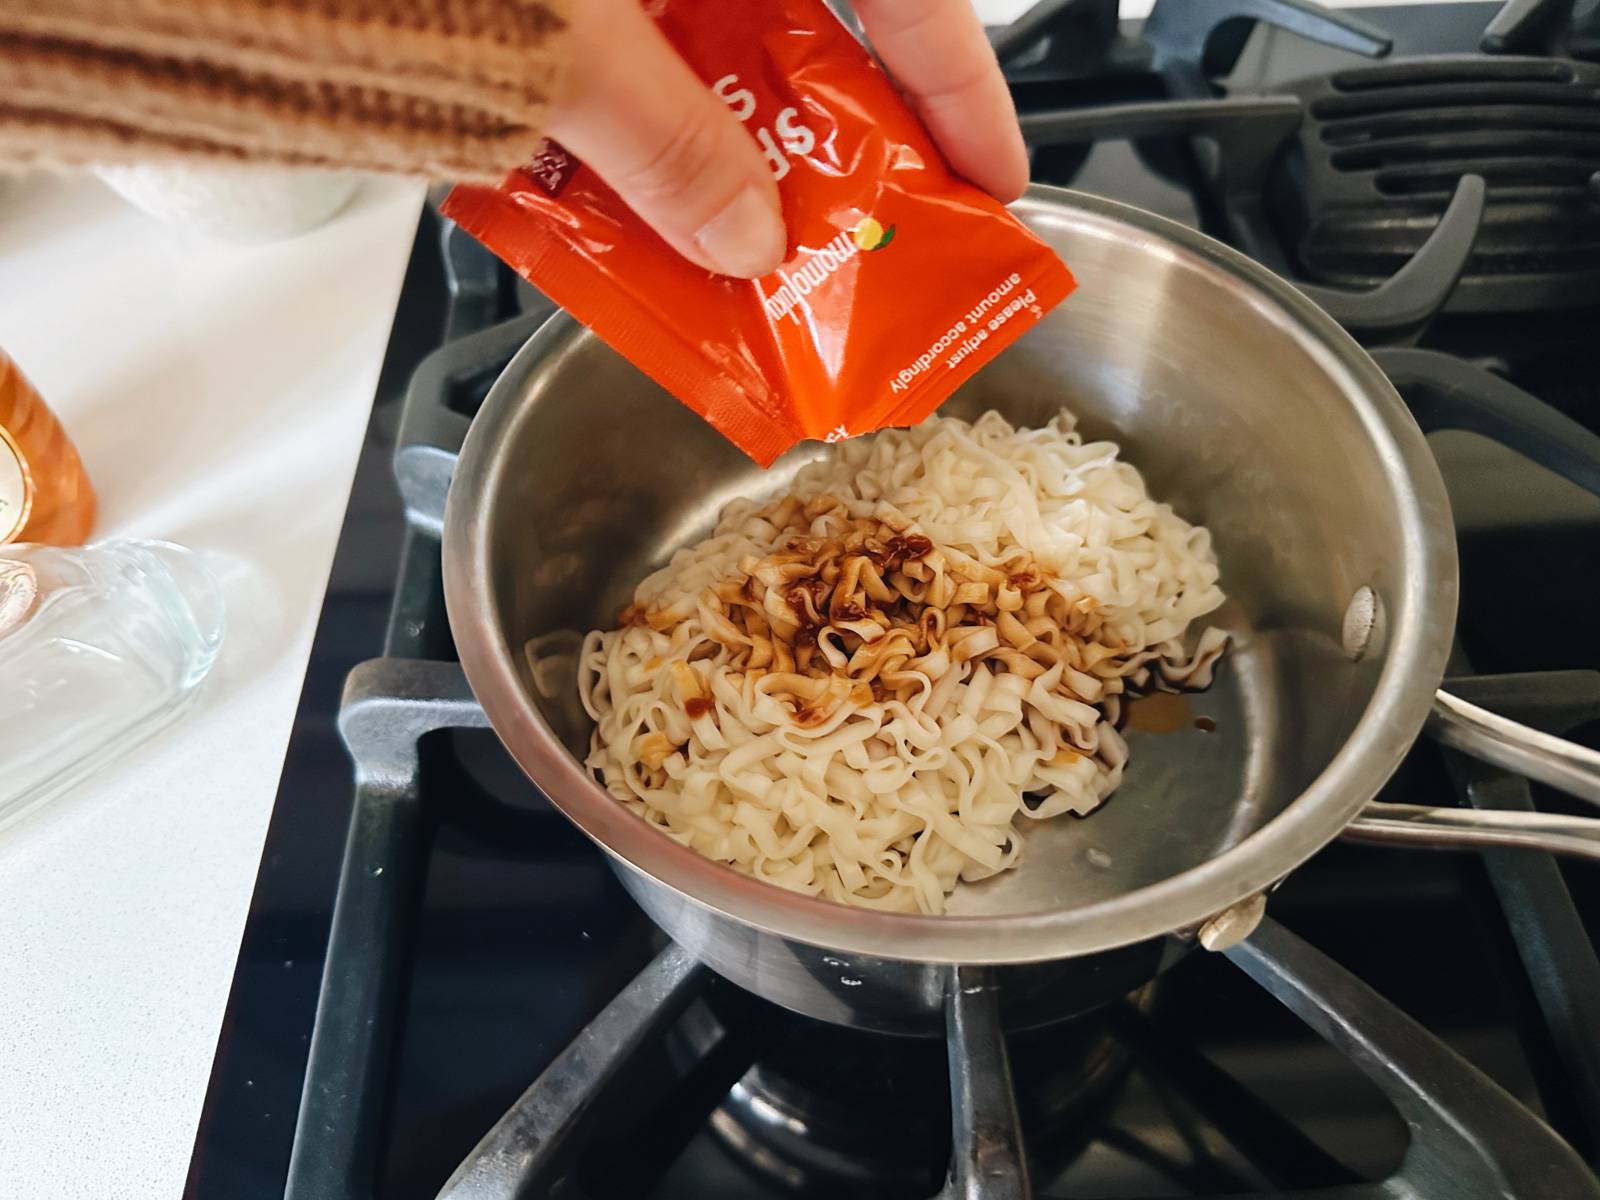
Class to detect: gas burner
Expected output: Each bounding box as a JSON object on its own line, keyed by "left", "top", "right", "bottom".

{"left": 682, "top": 1000, "right": 951, "bottom": 1197}
{"left": 1018, "top": 95, "right": 1489, "bottom": 343}
{"left": 674, "top": 985, "right": 1151, "bottom": 1197}
{"left": 1264, "top": 56, "right": 1600, "bottom": 314}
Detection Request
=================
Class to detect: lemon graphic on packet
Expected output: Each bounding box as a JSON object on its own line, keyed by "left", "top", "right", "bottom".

{"left": 851, "top": 217, "right": 896, "bottom": 251}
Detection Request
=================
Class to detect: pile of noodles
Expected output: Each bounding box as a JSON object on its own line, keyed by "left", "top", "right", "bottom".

{"left": 575, "top": 411, "right": 1227, "bottom": 913}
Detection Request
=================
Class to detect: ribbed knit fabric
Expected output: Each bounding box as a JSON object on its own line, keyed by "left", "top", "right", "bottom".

{"left": 0, "top": 0, "right": 574, "bottom": 181}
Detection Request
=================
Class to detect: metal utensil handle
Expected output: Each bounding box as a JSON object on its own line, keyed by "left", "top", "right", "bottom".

{"left": 1344, "top": 802, "right": 1600, "bottom": 862}
{"left": 1430, "top": 688, "right": 1600, "bottom": 807}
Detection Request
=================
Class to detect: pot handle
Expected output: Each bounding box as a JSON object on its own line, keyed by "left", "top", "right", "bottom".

{"left": 1429, "top": 687, "right": 1600, "bottom": 807}
{"left": 1344, "top": 802, "right": 1600, "bottom": 862}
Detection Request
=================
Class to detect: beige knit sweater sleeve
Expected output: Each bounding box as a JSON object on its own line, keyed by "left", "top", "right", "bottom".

{"left": 0, "top": 0, "right": 574, "bottom": 182}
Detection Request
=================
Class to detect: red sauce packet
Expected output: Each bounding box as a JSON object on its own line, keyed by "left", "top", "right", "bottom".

{"left": 443, "top": 0, "right": 1075, "bottom": 467}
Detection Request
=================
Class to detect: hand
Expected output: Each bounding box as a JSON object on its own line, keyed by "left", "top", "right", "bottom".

{"left": 544, "top": 0, "right": 1029, "bottom": 280}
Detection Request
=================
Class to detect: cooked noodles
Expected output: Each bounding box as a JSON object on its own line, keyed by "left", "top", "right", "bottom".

{"left": 575, "top": 411, "right": 1227, "bottom": 913}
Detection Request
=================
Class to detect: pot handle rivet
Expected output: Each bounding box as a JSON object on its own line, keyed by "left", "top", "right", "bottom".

{"left": 1199, "top": 892, "right": 1268, "bottom": 952}
{"left": 1342, "top": 586, "right": 1382, "bottom": 661}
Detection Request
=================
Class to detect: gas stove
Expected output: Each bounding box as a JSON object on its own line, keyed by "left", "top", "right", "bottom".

{"left": 184, "top": 4, "right": 1600, "bottom": 1198}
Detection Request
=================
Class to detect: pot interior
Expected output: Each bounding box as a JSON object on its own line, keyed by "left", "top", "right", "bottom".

{"left": 473, "top": 192, "right": 1432, "bottom": 921}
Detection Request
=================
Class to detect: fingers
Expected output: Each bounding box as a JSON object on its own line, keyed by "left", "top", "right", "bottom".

{"left": 541, "top": 0, "right": 1022, "bottom": 273}
{"left": 854, "top": 0, "right": 1029, "bottom": 202}
{"left": 545, "top": 0, "right": 786, "bottom": 278}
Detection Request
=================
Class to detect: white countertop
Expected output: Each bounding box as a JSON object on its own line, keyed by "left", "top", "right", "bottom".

{"left": 0, "top": 171, "right": 425, "bottom": 1198}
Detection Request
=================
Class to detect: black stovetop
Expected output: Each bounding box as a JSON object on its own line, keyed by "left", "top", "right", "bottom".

{"left": 186, "top": 5, "right": 1600, "bottom": 1198}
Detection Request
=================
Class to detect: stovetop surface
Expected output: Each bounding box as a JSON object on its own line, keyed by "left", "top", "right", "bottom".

{"left": 186, "top": 5, "right": 1600, "bottom": 1197}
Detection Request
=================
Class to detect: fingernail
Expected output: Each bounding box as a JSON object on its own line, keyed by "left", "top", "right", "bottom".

{"left": 695, "top": 185, "right": 785, "bottom": 279}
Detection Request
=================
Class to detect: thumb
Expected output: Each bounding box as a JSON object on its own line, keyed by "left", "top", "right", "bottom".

{"left": 544, "top": 0, "right": 787, "bottom": 279}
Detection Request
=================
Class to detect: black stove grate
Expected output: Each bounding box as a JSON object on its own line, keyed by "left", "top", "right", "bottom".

{"left": 1482, "top": 0, "right": 1600, "bottom": 59}
{"left": 1005, "top": 4, "right": 1600, "bottom": 316}
{"left": 273, "top": 240, "right": 1600, "bottom": 1199}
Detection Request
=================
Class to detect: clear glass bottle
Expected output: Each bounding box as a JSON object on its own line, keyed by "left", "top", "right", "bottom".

{"left": 0, "top": 347, "right": 97, "bottom": 546}
{"left": 0, "top": 540, "right": 225, "bottom": 829}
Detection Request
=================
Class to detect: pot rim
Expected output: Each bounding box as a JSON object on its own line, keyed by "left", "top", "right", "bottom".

{"left": 443, "top": 185, "right": 1459, "bottom": 965}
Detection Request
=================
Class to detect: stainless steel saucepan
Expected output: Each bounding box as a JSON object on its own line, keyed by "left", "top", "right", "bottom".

{"left": 442, "top": 186, "right": 1600, "bottom": 1035}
